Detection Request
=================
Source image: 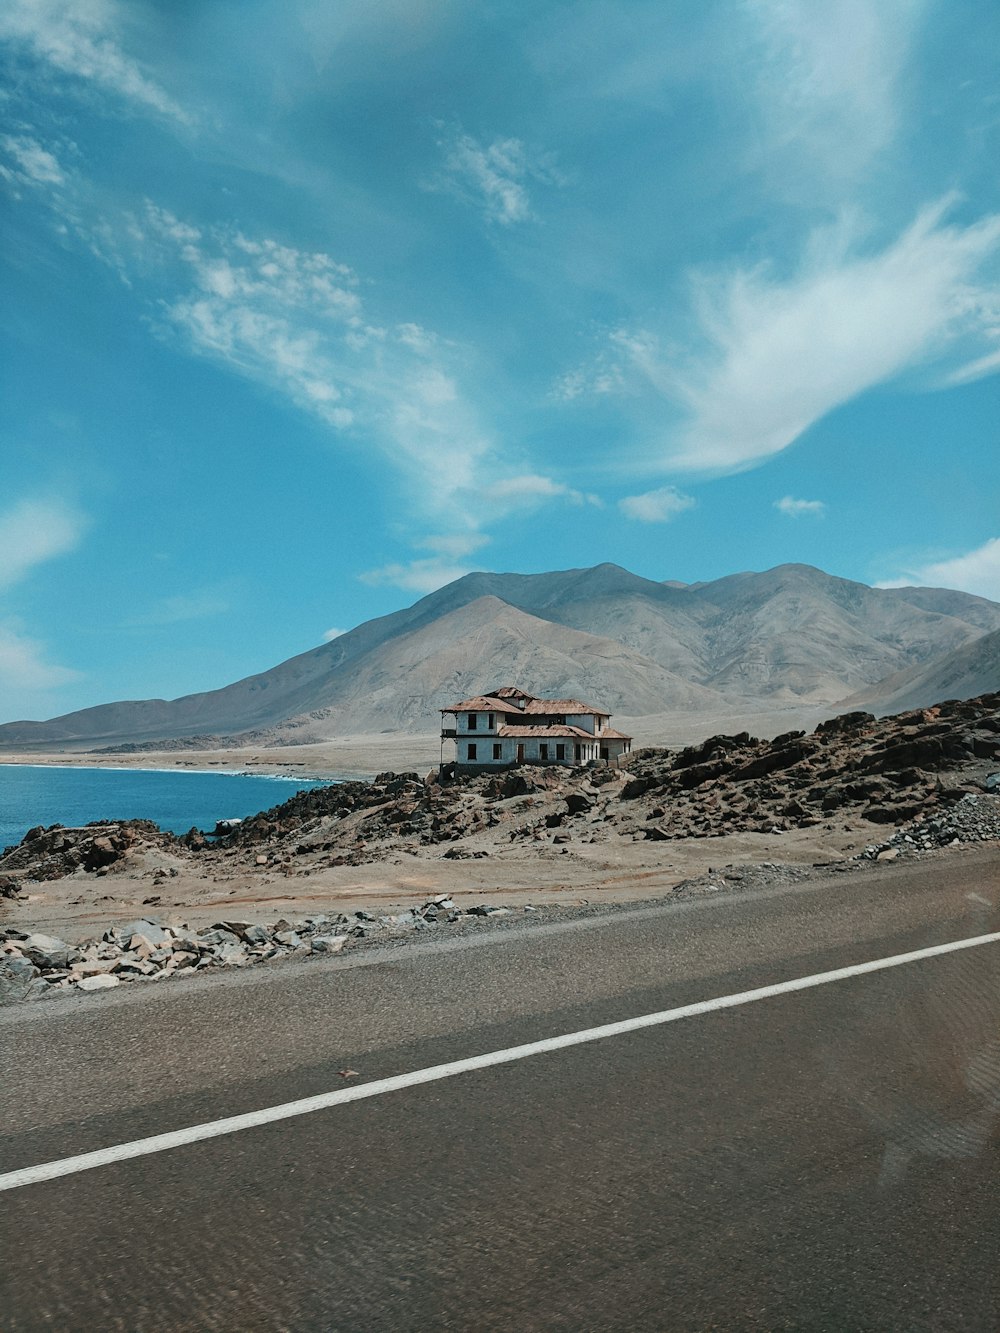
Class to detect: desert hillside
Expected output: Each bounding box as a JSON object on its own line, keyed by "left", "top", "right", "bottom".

{"left": 1, "top": 563, "right": 998, "bottom": 750}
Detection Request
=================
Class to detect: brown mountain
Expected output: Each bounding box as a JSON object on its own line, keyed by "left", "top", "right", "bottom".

{"left": 844, "top": 626, "right": 1000, "bottom": 715}
{"left": 1, "top": 563, "right": 998, "bottom": 749}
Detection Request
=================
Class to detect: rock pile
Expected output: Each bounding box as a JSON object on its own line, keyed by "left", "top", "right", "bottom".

{"left": 0, "top": 820, "right": 191, "bottom": 880}
{"left": 861, "top": 793, "right": 1000, "bottom": 861}
{"left": 0, "top": 898, "right": 526, "bottom": 1004}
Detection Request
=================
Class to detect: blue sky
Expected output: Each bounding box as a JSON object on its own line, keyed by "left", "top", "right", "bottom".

{"left": 1, "top": 0, "right": 998, "bottom": 722}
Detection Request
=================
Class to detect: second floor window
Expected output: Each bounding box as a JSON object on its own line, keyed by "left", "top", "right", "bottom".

{"left": 467, "top": 713, "right": 477, "bottom": 729}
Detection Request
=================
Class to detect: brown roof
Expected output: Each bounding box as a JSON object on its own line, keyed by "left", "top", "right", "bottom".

{"left": 442, "top": 692, "right": 607, "bottom": 716}
{"left": 520, "top": 698, "right": 605, "bottom": 715}
{"left": 599, "top": 728, "right": 632, "bottom": 740}
{"left": 440, "top": 695, "right": 512, "bottom": 714}
{"left": 496, "top": 724, "right": 595, "bottom": 739}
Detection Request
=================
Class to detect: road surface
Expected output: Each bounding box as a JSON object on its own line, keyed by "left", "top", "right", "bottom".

{"left": 3, "top": 850, "right": 1000, "bottom": 1330}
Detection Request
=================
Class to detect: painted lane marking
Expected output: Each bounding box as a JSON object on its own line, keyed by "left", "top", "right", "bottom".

{"left": 3, "top": 928, "right": 1000, "bottom": 1192}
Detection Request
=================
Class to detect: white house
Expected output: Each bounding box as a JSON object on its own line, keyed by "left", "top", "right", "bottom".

{"left": 440, "top": 685, "right": 632, "bottom": 772}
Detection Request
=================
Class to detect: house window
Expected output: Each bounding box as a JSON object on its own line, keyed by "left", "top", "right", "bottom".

{"left": 467, "top": 743, "right": 477, "bottom": 761}
{"left": 493, "top": 742, "right": 502, "bottom": 760}
{"left": 488, "top": 713, "right": 495, "bottom": 729}
{"left": 574, "top": 745, "right": 581, "bottom": 762}
{"left": 467, "top": 713, "right": 477, "bottom": 729}
{"left": 600, "top": 746, "right": 609, "bottom": 761}
{"left": 553, "top": 715, "right": 565, "bottom": 725}
{"left": 556, "top": 744, "right": 565, "bottom": 761}
{"left": 540, "top": 743, "right": 549, "bottom": 761}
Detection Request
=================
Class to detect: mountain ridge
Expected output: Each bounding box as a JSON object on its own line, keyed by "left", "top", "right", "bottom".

{"left": 2, "top": 562, "right": 998, "bottom": 749}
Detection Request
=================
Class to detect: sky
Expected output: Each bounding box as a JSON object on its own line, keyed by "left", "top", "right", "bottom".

{"left": 1, "top": 0, "right": 999, "bottom": 722}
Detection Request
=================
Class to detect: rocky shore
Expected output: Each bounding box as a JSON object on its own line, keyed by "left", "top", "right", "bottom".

{"left": 2, "top": 692, "right": 997, "bottom": 1003}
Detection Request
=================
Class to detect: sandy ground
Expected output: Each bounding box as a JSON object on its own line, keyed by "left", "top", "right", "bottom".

{"left": 2, "top": 820, "right": 877, "bottom": 944}
{"left": 0, "top": 735, "right": 444, "bottom": 781}
{"left": 0, "top": 712, "right": 898, "bottom": 945}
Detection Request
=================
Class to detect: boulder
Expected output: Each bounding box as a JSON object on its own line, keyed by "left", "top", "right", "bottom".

{"left": 20, "top": 932, "right": 72, "bottom": 969}
{"left": 310, "top": 934, "right": 348, "bottom": 954}
{"left": 77, "top": 973, "right": 121, "bottom": 992}
{"left": 0, "top": 955, "right": 48, "bottom": 1004}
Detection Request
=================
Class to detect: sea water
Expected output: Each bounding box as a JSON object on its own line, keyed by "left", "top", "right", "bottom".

{"left": 0, "top": 764, "right": 332, "bottom": 852}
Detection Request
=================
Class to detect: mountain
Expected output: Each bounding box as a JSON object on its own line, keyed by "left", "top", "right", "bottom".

{"left": 1, "top": 563, "right": 998, "bottom": 749}
{"left": 844, "top": 626, "right": 1000, "bottom": 715}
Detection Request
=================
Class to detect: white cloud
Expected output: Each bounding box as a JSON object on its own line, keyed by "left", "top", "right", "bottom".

{"left": 0, "top": 497, "right": 86, "bottom": 702}
{"left": 0, "top": 0, "right": 189, "bottom": 123}
{"left": 0, "top": 134, "right": 65, "bottom": 186}
{"left": 418, "top": 533, "right": 491, "bottom": 560}
{"left": 775, "top": 495, "right": 826, "bottom": 517}
{"left": 322, "top": 627, "right": 347, "bottom": 642}
{"left": 619, "top": 486, "right": 695, "bottom": 523}
{"left": 138, "top": 206, "right": 503, "bottom": 514}
{"left": 0, "top": 498, "right": 86, "bottom": 589}
{"left": 0, "top": 622, "right": 81, "bottom": 693}
{"left": 125, "top": 590, "right": 230, "bottom": 627}
{"left": 359, "top": 558, "right": 478, "bottom": 595}
{"left": 8, "top": 163, "right": 588, "bottom": 550}
{"left": 433, "top": 129, "right": 563, "bottom": 226}
{"left": 745, "top": 0, "right": 927, "bottom": 188}
{"left": 878, "top": 537, "right": 1000, "bottom": 601}
{"left": 946, "top": 345, "right": 1000, "bottom": 388}
{"left": 594, "top": 199, "right": 1000, "bottom": 475}
{"left": 489, "top": 474, "right": 600, "bottom": 510}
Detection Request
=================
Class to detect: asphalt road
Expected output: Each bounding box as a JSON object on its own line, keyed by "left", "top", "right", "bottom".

{"left": 3, "top": 850, "right": 1000, "bottom": 1331}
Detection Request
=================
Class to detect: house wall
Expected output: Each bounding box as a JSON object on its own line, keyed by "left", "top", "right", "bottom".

{"left": 566, "top": 712, "right": 602, "bottom": 734}
{"left": 455, "top": 710, "right": 499, "bottom": 736}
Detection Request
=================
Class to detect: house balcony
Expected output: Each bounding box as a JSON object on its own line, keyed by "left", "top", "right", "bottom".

{"left": 441, "top": 727, "right": 457, "bottom": 738}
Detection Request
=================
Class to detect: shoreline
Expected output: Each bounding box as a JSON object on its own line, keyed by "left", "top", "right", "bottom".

{"left": 0, "top": 733, "right": 445, "bottom": 783}
{"left": 0, "top": 762, "right": 335, "bottom": 782}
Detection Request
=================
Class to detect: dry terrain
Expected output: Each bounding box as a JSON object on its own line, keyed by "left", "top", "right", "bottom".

{"left": 1, "top": 694, "right": 997, "bottom": 993}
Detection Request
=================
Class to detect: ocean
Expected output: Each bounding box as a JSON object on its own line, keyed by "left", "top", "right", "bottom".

{"left": 0, "top": 764, "right": 332, "bottom": 852}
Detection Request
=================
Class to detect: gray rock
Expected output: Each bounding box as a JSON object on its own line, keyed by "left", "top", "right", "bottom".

{"left": 77, "top": 973, "right": 121, "bottom": 992}
{"left": 196, "top": 927, "right": 239, "bottom": 948}
{"left": 310, "top": 934, "right": 348, "bottom": 954}
{"left": 0, "top": 956, "right": 48, "bottom": 1004}
{"left": 20, "top": 932, "right": 72, "bottom": 969}
{"left": 118, "top": 919, "right": 173, "bottom": 948}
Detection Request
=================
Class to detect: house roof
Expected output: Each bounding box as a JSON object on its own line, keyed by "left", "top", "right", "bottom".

{"left": 441, "top": 685, "right": 607, "bottom": 716}
{"left": 496, "top": 724, "right": 596, "bottom": 739}
{"left": 440, "top": 695, "right": 512, "bottom": 714}
{"left": 599, "top": 728, "right": 632, "bottom": 740}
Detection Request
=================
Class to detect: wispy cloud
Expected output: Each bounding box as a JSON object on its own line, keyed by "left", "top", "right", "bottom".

{"left": 0, "top": 622, "right": 81, "bottom": 693}
{"left": 0, "top": 134, "right": 66, "bottom": 187}
{"left": 0, "top": 497, "right": 86, "bottom": 698}
{"left": 775, "top": 495, "right": 826, "bottom": 517}
{"left": 322, "top": 627, "right": 347, "bottom": 643}
{"left": 744, "top": 0, "right": 927, "bottom": 188}
{"left": 0, "top": 497, "right": 86, "bottom": 590}
{"left": 125, "top": 589, "right": 231, "bottom": 627}
{"left": 878, "top": 537, "right": 1000, "bottom": 601}
{"left": 359, "top": 533, "right": 489, "bottom": 595}
{"left": 360, "top": 558, "right": 477, "bottom": 595}
{"left": 432, "top": 128, "right": 564, "bottom": 226}
{"left": 490, "top": 474, "right": 600, "bottom": 509}
{"left": 619, "top": 486, "right": 695, "bottom": 523}
{"left": 583, "top": 199, "right": 1000, "bottom": 475}
{"left": 0, "top": 0, "right": 189, "bottom": 123}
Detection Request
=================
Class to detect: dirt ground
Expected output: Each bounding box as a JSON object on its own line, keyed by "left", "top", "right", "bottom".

{"left": 2, "top": 816, "right": 878, "bottom": 944}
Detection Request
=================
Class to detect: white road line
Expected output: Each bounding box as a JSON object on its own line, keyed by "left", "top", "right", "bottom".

{"left": 3, "top": 928, "right": 1000, "bottom": 1193}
